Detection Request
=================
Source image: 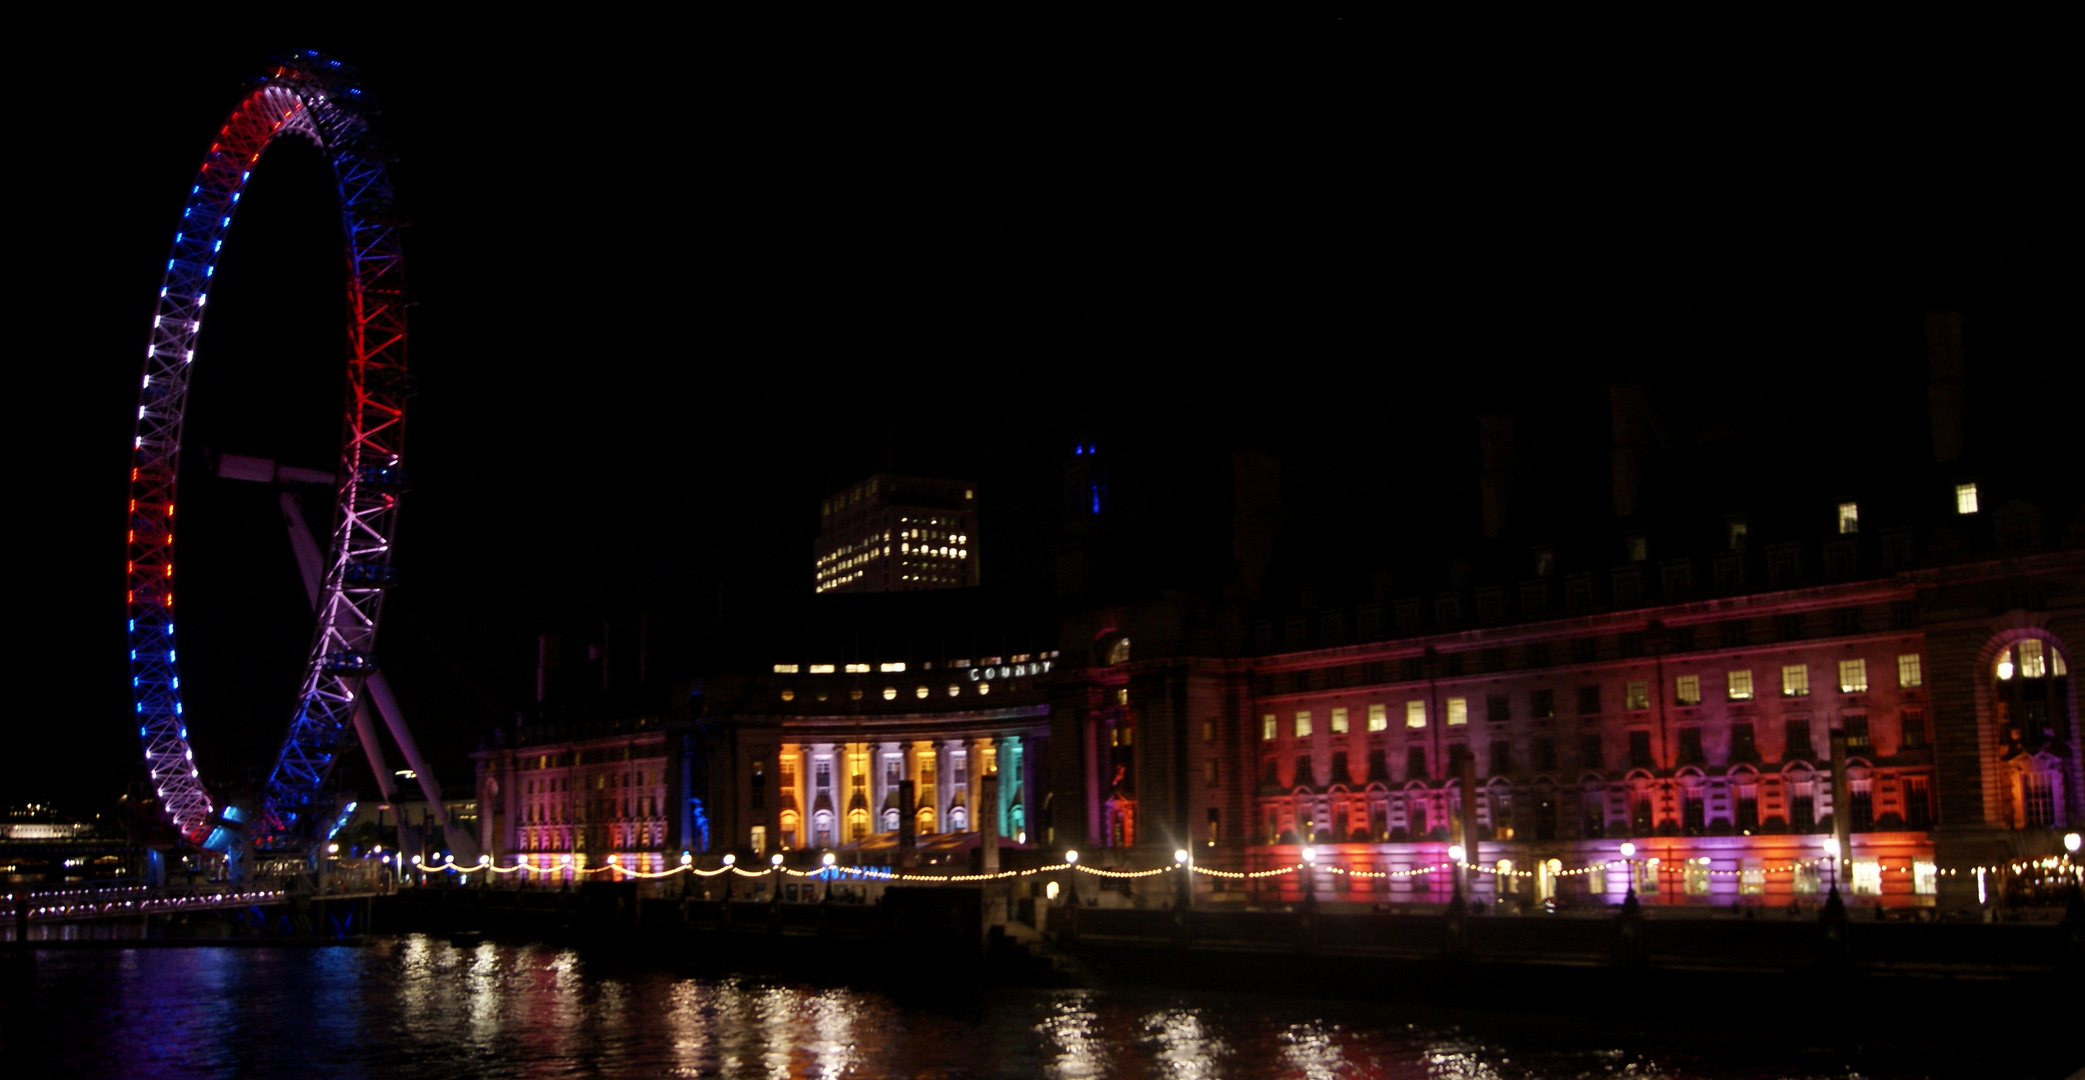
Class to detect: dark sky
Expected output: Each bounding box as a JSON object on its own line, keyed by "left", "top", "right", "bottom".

{"left": 11, "top": 23, "right": 2075, "bottom": 814}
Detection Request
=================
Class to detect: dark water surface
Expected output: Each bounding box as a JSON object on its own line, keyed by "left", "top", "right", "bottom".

{"left": 1, "top": 936, "right": 2074, "bottom": 1079}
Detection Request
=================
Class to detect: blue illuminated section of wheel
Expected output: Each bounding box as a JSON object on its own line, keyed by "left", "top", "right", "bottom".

{"left": 126, "top": 51, "right": 411, "bottom": 852}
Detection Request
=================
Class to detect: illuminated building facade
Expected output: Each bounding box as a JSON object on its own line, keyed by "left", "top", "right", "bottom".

{"left": 814, "top": 474, "right": 979, "bottom": 594}
{"left": 1044, "top": 506, "right": 2079, "bottom": 913}
{"left": 472, "top": 718, "right": 673, "bottom": 880}
{"left": 686, "top": 588, "right": 1059, "bottom": 861}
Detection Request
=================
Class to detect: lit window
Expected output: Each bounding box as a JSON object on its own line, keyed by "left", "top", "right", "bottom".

{"left": 845, "top": 663, "right": 870, "bottom": 673}
{"left": 1262, "top": 714, "right": 1277, "bottom": 741}
{"left": 2018, "top": 639, "right": 2047, "bottom": 679}
{"left": 882, "top": 686, "right": 897, "bottom": 701}
{"left": 772, "top": 664, "right": 800, "bottom": 674}
{"left": 1837, "top": 659, "right": 1868, "bottom": 693}
{"left": 1914, "top": 860, "right": 1937, "bottom": 896}
{"left": 1294, "top": 711, "right": 1312, "bottom": 738}
{"left": 1727, "top": 669, "right": 1754, "bottom": 701}
{"left": 1955, "top": 483, "right": 1978, "bottom": 514}
{"left": 1330, "top": 707, "right": 1349, "bottom": 734}
{"left": 1624, "top": 681, "right": 1649, "bottom": 711}
{"left": 809, "top": 664, "right": 835, "bottom": 674}
{"left": 1782, "top": 664, "right": 1810, "bottom": 697}
{"left": 1837, "top": 502, "right": 1859, "bottom": 535}
{"left": 1446, "top": 697, "right": 1468, "bottom": 726}
{"left": 880, "top": 662, "right": 905, "bottom": 673}
{"left": 1897, "top": 654, "right": 1922, "bottom": 688}
{"left": 1674, "top": 675, "right": 1701, "bottom": 706}
{"left": 915, "top": 686, "right": 929, "bottom": 699}
{"left": 1406, "top": 701, "right": 1427, "bottom": 729}
{"left": 1368, "top": 704, "right": 1388, "bottom": 732}
{"left": 1850, "top": 858, "right": 1882, "bottom": 896}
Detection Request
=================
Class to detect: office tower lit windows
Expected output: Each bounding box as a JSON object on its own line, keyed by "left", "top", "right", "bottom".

{"left": 814, "top": 474, "right": 980, "bottom": 594}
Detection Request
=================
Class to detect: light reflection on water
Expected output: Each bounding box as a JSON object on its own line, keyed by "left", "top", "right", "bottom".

{"left": 2, "top": 936, "right": 2068, "bottom": 1079}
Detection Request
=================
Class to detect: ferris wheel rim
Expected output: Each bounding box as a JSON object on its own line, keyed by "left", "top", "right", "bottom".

{"left": 125, "top": 51, "right": 411, "bottom": 854}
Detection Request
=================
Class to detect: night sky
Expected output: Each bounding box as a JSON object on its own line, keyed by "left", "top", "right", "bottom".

{"left": 11, "top": 24, "right": 2074, "bottom": 814}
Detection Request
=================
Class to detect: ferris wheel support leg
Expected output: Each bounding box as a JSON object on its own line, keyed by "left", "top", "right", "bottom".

{"left": 365, "top": 672, "right": 480, "bottom": 866}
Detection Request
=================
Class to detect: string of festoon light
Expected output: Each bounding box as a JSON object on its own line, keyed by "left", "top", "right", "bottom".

{"left": 401, "top": 846, "right": 2079, "bottom": 886}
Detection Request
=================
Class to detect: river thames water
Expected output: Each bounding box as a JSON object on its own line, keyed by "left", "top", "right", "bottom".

{"left": 2, "top": 936, "right": 2075, "bottom": 1079}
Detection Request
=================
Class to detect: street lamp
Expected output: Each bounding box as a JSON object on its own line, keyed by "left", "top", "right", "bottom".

{"left": 1619, "top": 842, "right": 1637, "bottom": 900}
{"left": 821, "top": 852, "right": 837, "bottom": 901}
{"left": 1822, "top": 835, "right": 1841, "bottom": 893}
{"left": 721, "top": 853, "right": 736, "bottom": 901}
{"left": 1064, "top": 850, "right": 1079, "bottom": 906}
{"left": 1174, "top": 848, "right": 1192, "bottom": 910}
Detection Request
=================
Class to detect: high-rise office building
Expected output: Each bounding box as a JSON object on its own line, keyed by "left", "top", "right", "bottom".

{"left": 814, "top": 474, "right": 979, "bottom": 594}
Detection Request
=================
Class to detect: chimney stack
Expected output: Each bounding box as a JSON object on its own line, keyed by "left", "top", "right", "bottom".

{"left": 1478, "top": 414, "right": 1514, "bottom": 540}
{"left": 1925, "top": 310, "right": 1966, "bottom": 464}
{"left": 1609, "top": 383, "right": 1650, "bottom": 519}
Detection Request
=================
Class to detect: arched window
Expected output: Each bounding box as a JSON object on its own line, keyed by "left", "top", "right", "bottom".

{"left": 882, "top": 807, "right": 900, "bottom": 832}
{"left": 1991, "top": 634, "right": 2074, "bottom": 828}
{"left": 948, "top": 804, "right": 968, "bottom": 833}
{"left": 811, "top": 810, "right": 832, "bottom": 849}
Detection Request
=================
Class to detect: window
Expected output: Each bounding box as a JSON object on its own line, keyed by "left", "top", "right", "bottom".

{"left": 1741, "top": 859, "right": 1766, "bottom": 895}
{"left": 1447, "top": 697, "right": 1469, "bottom": 726}
{"left": 1628, "top": 730, "right": 1654, "bottom": 769}
{"left": 1293, "top": 755, "right": 1316, "bottom": 788}
{"left": 1792, "top": 861, "right": 1820, "bottom": 894}
{"left": 1530, "top": 688, "right": 1555, "bottom": 718}
{"left": 1447, "top": 742, "right": 1471, "bottom": 774}
{"left": 1844, "top": 714, "right": 1870, "bottom": 750}
{"left": 1897, "top": 653, "right": 1923, "bottom": 688}
{"left": 1784, "top": 718, "right": 1814, "bottom": 760}
{"left": 1837, "top": 659, "right": 1868, "bottom": 693}
{"left": 1368, "top": 704, "right": 1388, "bottom": 732}
{"left": 1914, "top": 859, "right": 1938, "bottom": 895}
{"left": 1534, "top": 737, "right": 1557, "bottom": 772}
{"left": 1261, "top": 714, "right": 1277, "bottom": 741}
{"left": 1900, "top": 707, "right": 1928, "bottom": 749}
{"left": 1330, "top": 707, "right": 1349, "bottom": 734}
{"left": 1851, "top": 858, "right": 1882, "bottom": 896}
{"left": 1204, "top": 758, "right": 1218, "bottom": 786}
{"left": 1736, "top": 786, "right": 1759, "bottom": 830}
{"left": 1849, "top": 779, "right": 1874, "bottom": 830}
{"left": 1294, "top": 711, "right": 1312, "bottom": 738}
{"left": 1202, "top": 719, "right": 1215, "bottom": 743}
{"left": 1781, "top": 665, "right": 1810, "bottom": 697}
{"left": 1731, "top": 722, "right": 1757, "bottom": 761}
{"left": 1837, "top": 502, "right": 1859, "bottom": 534}
{"left": 1676, "top": 727, "right": 1704, "bottom": 765}
{"left": 1580, "top": 733, "right": 1604, "bottom": 772}
{"left": 1685, "top": 858, "right": 1711, "bottom": 894}
{"left": 1955, "top": 482, "right": 1978, "bottom": 514}
{"left": 1489, "top": 740, "right": 1512, "bottom": 775}
{"left": 1789, "top": 782, "right": 1815, "bottom": 829}
{"left": 2018, "top": 639, "right": 2049, "bottom": 679}
{"left": 1406, "top": 746, "right": 1428, "bottom": 781}
{"left": 1486, "top": 694, "right": 1511, "bottom": 722}
{"left": 1329, "top": 750, "right": 1349, "bottom": 785}
{"left": 1407, "top": 701, "right": 1427, "bottom": 728}
{"left": 1904, "top": 777, "right": 1932, "bottom": 827}
{"left": 2023, "top": 771, "right": 2056, "bottom": 827}
{"left": 1625, "top": 681, "right": 1650, "bottom": 711}
{"left": 1577, "top": 685, "right": 1602, "bottom": 715}
{"left": 1675, "top": 675, "right": 1701, "bottom": 706}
